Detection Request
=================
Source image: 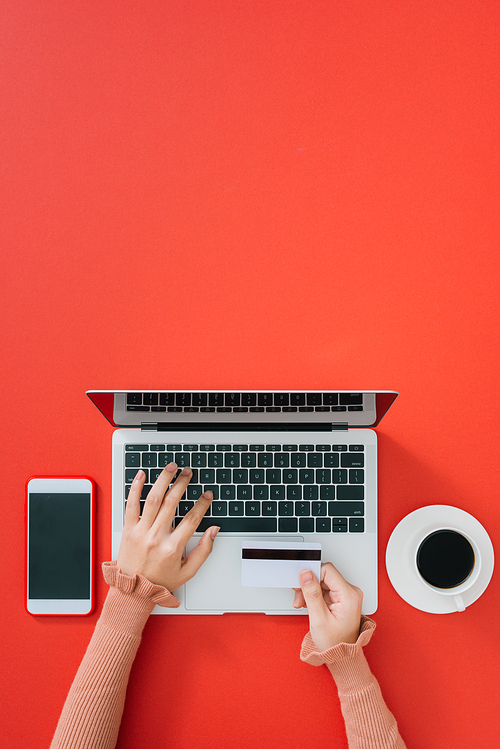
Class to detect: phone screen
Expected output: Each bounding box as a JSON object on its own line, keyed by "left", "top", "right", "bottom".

{"left": 28, "top": 493, "right": 91, "bottom": 599}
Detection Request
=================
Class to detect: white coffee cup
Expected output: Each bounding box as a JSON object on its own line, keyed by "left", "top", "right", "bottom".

{"left": 414, "top": 526, "right": 481, "bottom": 612}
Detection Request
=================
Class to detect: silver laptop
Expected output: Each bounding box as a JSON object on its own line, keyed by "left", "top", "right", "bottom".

{"left": 87, "top": 390, "right": 398, "bottom": 615}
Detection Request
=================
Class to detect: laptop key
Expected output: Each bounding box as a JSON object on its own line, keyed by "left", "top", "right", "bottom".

{"left": 208, "top": 453, "right": 224, "bottom": 467}
{"left": 307, "top": 453, "right": 322, "bottom": 467}
{"left": 125, "top": 468, "right": 146, "bottom": 483}
{"left": 191, "top": 453, "right": 207, "bottom": 468}
{"left": 178, "top": 501, "right": 194, "bottom": 515}
{"left": 337, "top": 485, "right": 364, "bottom": 500}
{"left": 142, "top": 453, "right": 157, "bottom": 468}
{"left": 320, "top": 486, "right": 336, "bottom": 500}
{"left": 316, "top": 518, "right": 331, "bottom": 532}
{"left": 283, "top": 469, "right": 298, "bottom": 483}
{"left": 340, "top": 393, "right": 363, "bottom": 405}
{"left": 316, "top": 469, "right": 331, "bottom": 484}
{"left": 274, "top": 453, "right": 290, "bottom": 468}
{"left": 270, "top": 486, "right": 285, "bottom": 500}
{"left": 158, "top": 452, "right": 174, "bottom": 467}
{"left": 312, "top": 501, "right": 327, "bottom": 516}
{"left": 324, "top": 453, "right": 340, "bottom": 467}
{"left": 299, "top": 517, "right": 314, "bottom": 533}
{"left": 262, "top": 501, "right": 277, "bottom": 515}
{"left": 287, "top": 486, "right": 302, "bottom": 500}
{"left": 349, "top": 469, "right": 364, "bottom": 484}
{"left": 211, "top": 501, "right": 228, "bottom": 516}
{"left": 279, "top": 517, "right": 298, "bottom": 532}
{"left": 245, "top": 501, "right": 260, "bottom": 515}
{"left": 306, "top": 393, "right": 322, "bottom": 405}
{"left": 299, "top": 469, "right": 314, "bottom": 484}
{"left": 216, "top": 469, "right": 232, "bottom": 484}
{"left": 303, "top": 485, "right": 318, "bottom": 500}
{"left": 258, "top": 453, "right": 274, "bottom": 467}
{"left": 125, "top": 452, "right": 141, "bottom": 467}
{"left": 240, "top": 453, "right": 256, "bottom": 468}
{"left": 295, "top": 501, "right": 310, "bottom": 516}
{"left": 229, "top": 502, "right": 244, "bottom": 515}
{"left": 233, "top": 469, "right": 248, "bottom": 484}
{"left": 278, "top": 501, "right": 294, "bottom": 515}
{"left": 341, "top": 453, "right": 365, "bottom": 468}
{"left": 266, "top": 469, "right": 281, "bottom": 484}
{"left": 191, "top": 517, "right": 277, "bottom": 533}
{"left": 349, "top": 518, "right": 365, "bottom": 532}
{"left": 127, "top": 393, "right": 143, "bottom": 405}
{"left": 328, "top": 501, "right": 364, "bottom": 516}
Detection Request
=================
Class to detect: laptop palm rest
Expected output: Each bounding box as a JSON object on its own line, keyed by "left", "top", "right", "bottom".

{"left": 183, "top": 536, "right": 301, "bottom": 612}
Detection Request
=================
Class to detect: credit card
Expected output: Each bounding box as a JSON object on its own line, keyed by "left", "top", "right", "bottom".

{"left": 241, "top": 541, "right": 322, "bottom": 588}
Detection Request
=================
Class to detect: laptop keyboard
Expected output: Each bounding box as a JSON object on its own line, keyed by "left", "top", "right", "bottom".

{"left": 125, "top": 391, "right": 364, "bottom": 413}
{"left": 124, "top": 443, "right": 365, "bottom": 534}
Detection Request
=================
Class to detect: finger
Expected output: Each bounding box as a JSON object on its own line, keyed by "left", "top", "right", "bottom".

{"left": 320, "top": 561, "right": 352, "bottom": 597}
{"left": 124, "top": 470, "right": 145, "bottom": 527}
{"left": 173, "top": 490, "right": 214, "bottom": 548}
{"left": 156, "top": 466, "right": 194, "bottom": 525}
{"left": 179, "top": 525, "right": 220, "bottom": 584}
{"left": 140, "top": 462, "right": 178, "bottom": 528}
{"left": 299, "top": 569, "right": 330, "bottom": 620}
{"left": 292, "top": 588, "right": 306, "bottom": 608}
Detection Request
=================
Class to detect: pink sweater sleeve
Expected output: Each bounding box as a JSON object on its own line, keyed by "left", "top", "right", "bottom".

{"left": 50, "top": 562, "right": 179, "bottom": 749}
{"left": 300, "top": 617, "right": 407, "bottom": 749}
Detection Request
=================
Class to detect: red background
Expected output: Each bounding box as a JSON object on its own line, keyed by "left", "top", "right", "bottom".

{"left": 2, "top": 1, "right": 499, "bottom": 747}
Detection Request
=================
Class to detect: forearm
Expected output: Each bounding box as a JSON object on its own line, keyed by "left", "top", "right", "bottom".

{"left": 301, "top": 618, "right": 406, "bottom": 749}
{"left": 50, "top": 562, "right": 179, "bottom": 749}
{"left": 327, "top": 654, "right": 406, "bottom": 749}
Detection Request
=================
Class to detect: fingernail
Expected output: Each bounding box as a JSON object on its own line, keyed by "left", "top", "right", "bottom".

{"left": 134, "top": 470, "right": 144, "bottom": 482}
{"left": 181, "top": 467, "right": 191, "bottom": 475}
{"left": 300, "top": 570, "right": 314, "bottom": 584}
{"left": 203, "top": 491, "right": 213, "bottom": 499}
{"left": 210, "top": 526, "right": 220, "bottom": 539}
{"left": 166, "top": 462, "right": 177, "bottom": 472}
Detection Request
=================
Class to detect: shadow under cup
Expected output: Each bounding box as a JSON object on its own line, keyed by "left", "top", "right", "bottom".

{"left": 416, "top": 530, "right": 475, "bottom": 589}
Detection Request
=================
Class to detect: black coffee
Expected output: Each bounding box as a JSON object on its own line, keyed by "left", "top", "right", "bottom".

{"left": 417, "top": 530, "right": 475, "bottom": 589}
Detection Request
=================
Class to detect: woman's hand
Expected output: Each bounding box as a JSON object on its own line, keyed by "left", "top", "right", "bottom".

{"left": 293, "top": 562, "right": 363, "bottom": 651}
{"left": 117, "top": 463, "right": 219, "bottom": 592}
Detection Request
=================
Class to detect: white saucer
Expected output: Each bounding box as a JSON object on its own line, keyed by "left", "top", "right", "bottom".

{"left": 386, "top": 505, "right": 495, "bottom": 613}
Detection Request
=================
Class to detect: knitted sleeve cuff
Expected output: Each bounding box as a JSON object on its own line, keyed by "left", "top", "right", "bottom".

{"left": 300, "top": 617, "right": 376, "bottom": 694}
{"left": 99, "top": 562, "right": 180, "bottom": 638}
{"left": 300, "top": 616, "right": 376, "bottom": 665}
{"left": 102, "top": 561, "right": 181, "bottom": 608}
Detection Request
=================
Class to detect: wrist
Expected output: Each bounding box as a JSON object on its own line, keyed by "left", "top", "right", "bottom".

{"left": 99, "top": 561, "right": 180, "bottom": 635}
{"left": 300, "top": 616, "right": 376, "bottom": 670}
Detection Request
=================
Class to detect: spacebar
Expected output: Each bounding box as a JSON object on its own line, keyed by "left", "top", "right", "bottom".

{"left": 195, "top": 517, "right": 277, "bottom": 533}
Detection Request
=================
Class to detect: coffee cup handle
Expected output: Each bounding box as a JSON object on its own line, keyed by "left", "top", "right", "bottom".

{"left": 454, "top": 594, "right": 466, "bottom": 612}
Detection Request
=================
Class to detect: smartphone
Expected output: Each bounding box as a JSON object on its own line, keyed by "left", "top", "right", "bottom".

{"left": 25, "top": 476, "right": 95, "bottom": 615}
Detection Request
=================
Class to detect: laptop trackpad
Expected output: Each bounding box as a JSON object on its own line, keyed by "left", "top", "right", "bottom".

{"left": 184, "top": 536, "right": 302, "bottom": 612}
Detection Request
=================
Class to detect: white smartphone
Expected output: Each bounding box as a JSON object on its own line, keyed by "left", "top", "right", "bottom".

{"left": 25, "top": 476, "right": 95, "bottom": 615}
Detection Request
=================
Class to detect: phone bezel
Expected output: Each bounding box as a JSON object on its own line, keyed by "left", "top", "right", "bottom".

{"left": 25, "top": 476, "right": 95, "bottom": 616}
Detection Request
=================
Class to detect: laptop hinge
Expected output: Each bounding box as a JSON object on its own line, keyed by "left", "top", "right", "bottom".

{"left": 141, "top": 422, "right": 349, "bottom": 432}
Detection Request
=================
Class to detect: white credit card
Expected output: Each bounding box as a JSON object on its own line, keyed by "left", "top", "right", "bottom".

{"left": 241, "top": 541, "right": 322, "bottom": 588}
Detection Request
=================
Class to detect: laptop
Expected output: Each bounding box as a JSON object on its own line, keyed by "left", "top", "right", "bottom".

{"left": 87, "top": 390, "right": 398, "bottom": 615}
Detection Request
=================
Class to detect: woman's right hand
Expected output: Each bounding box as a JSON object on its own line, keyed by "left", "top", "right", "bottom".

{"left": 293, "top": 562, "right": 364, "bottom": 651}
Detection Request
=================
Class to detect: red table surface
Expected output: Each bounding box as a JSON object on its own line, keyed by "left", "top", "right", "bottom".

{"left": 1, "top": 2, "right": 499, "bottom": 747}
